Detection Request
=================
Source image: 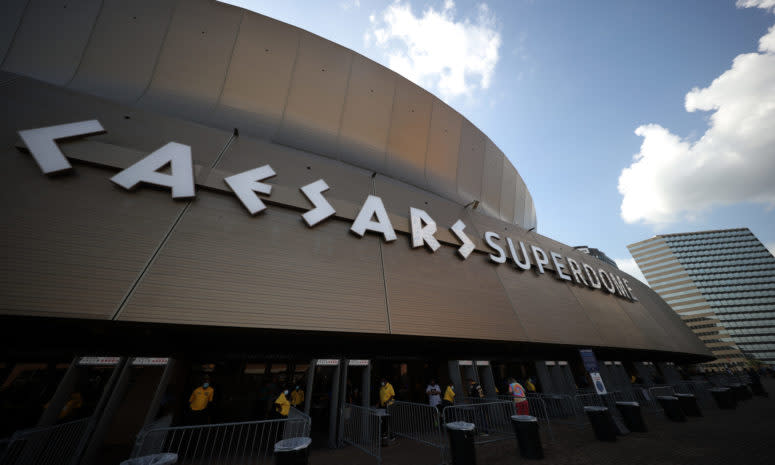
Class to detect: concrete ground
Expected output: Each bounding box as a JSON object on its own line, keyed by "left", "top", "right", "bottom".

{"left": 311, "top": 379, "right": 775, "bottom": 465}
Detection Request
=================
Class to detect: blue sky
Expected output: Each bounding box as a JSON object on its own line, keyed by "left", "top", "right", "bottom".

{"left": 223, "top": 0, "right": 775, "bottom": 283}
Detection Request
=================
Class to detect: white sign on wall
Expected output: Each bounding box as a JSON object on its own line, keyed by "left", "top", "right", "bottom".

{"left": 78, "top": 356, "right": 121, "bottom": 366}
{"left": 316, "top": 359, "right": 340, "bottom": 366}
{"left": 16, "top": 120, "right": 638, "bottom": 302}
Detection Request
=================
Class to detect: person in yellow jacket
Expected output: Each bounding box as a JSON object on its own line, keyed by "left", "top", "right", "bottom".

{"left": 290, "top": 385, "right": 305, "bottom": 407}
{"left": 273, "top": 387, "right": 291, "bottom": 419}
{"left": 441, "top": 382, "right": 455, "bottom": 410}
{"left": 525, "top": 377, "right": 537, "bottom": 392}
{"left": 188, "top": 376, "right": 214, "bottom": 424}
{"left": 378, "top": 377, "right": 395, "bottom": 408}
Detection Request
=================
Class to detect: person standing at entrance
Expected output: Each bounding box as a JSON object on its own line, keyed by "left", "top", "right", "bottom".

{"left": 290, "top": 385, "right": 305, "bottom": 408}
{"left": 508, "top": 378, "right": 529, "bottom": 415}
{"left": 188, "top": 375, "right": 214, "bottom": 425}
{"left": 441, "top": 382, "right": 455, "bottom": 409}
{"left": 378, "top": 377, "right": 395, "bottom": 408}
{"left": 273, "top": 387, "right": 291, "bottom": 419}
{"left": 426, "top": 379, "right": 442, "bottom": 410}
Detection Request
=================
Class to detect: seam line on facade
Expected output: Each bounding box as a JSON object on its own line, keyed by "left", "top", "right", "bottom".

{"left": 369, "top": 175, "right": 391, "bottom": 333}
{"left": 64, "top": 0, "right": 105, "bottom": 88}
{"left": 273, "top": 29, "right": 301, "bottom": 141}
{"left": 332, "top": 51, "right": 354, "bottom": 163}
{"left": 0, "top": 0, "right": 31, "bottom": 69}
{"left": 133, "top": 0, "right": 180, "bottom": 104}
{"left": 211, "top": 10, "right": 245, "bottom": 117}
{"left": 110, "top": 200, "right": 194, "bottom": 321}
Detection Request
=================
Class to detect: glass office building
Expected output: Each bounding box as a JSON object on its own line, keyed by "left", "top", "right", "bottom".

{"left": 629, "top": 228, "right": 775, "bottom": 368}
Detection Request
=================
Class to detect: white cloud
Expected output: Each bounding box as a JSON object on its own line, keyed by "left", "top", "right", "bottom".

{"left": 614, "top": 258, "right": 649, "bottom": 286}
{"left": 618, "top": 24, "right": 775, "bottom": 224}
{"left": 366, "top": 1, "right": 501, "bottom": 99}
{"left": 737, "top": 0, "right": 775, "bottom": 12}
{"left": 339, "top": 0, "right": 360, "bottom": 11}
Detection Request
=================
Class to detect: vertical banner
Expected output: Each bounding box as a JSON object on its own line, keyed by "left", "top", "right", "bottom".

{"left": 579, "top": 349, "right": 607, "bottom": 395}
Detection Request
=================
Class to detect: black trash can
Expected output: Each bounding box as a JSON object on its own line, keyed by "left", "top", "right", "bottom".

{"left": 615, "top": 401, "right": 647, "bottom": 432}
{"left": 656, "top": 396, "right": 687, "bottom": 422}
{"left": 583, "top": 406, "right": 617, "bottom": 442}
{"left": 674, "top": 393, "right": 702, "bottom": 417}
{"left": 445, "top": 421, "right": 476, "bottom": 465}
{"left": 273, "top": 437, "right": 311, "bottom": 465}
{"left": 751, "top": 382, "right": 768, "bottom": 397}
{"left": 511, "top": 415, "right": 543, "bottom": 460}
{"left": 710, "top": 388, "right": 736, "bottom": 410}
{"left": 728, "top": 384, "right": 750, "bottom": 402}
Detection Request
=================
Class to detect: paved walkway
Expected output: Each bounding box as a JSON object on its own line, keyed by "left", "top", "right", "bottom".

{"left": 312, "top": 379, "right": 774, "bottom": 465}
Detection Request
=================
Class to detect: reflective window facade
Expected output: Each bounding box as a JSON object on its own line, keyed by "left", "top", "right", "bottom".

{"left": 629, "top": 228, "right": 775, "bottom": 367}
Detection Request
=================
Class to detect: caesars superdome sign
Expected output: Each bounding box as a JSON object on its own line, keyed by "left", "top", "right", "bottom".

{"left": 19, "top": 120, "right": 637, "bottom": 302}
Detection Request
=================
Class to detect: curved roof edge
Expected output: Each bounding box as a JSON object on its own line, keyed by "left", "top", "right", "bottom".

{"left": 0, "top": 0, "right": 537, "bottom": 229}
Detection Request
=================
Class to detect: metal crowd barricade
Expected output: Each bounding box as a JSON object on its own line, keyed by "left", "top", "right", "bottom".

{"left": 341, "top": 403, "right": 382, "bottom": 464}
{"left": 648, "top": 385, "right": 675, "bottom": 399}
{"left": 387, "top": 401, "right": 447, "bottom": 463}
{"left": 496, "top": 395, "right": 555, "bottom": 441}
{"left": 629, "top": 385, "right": 661, "bottom": 414}
{"left": 285, "top": 407, "right": 312, "bottom": 439}
{"left": 0, "top": 417, "right": 90, "bottom": 465}
{"left": 443, "top": 399, "right": 515, "bottom": 444}
{"left": 673, "top": 381, "right": 715, "bottom": 409}
{"left": 131, "top": 414, "right": 311, "bottom": 465}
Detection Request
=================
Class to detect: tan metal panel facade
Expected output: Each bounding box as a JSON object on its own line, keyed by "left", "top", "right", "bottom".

{"left": 0, "top": 1, "right": 712, "bottom": 360}
{"left": 118, "top": 195, "right": 390, "bottom": 333}
{"left": 382, "top": 243, "right": 526, "bottom": 341}
{"left": 480, "top": 140, "right": 504, "bottom": 219}
{"left": 68, "top": 0, "right": 176, "bottom": 103}
{"left": 383, "top": 79, "right": 433, "bottom": 189}
{"left": 138, "top": 0, "right": 242, "bottom": 121}
{"left": 424, "top": 100, "right": 463, "bottom": 201}
{"left": 213, "top": 12, "right": 299, "bottom": 139}
{"left": 456, "top": 120, "right": 486, "bottom": 204}
{"left": 275, "top": 32, "right": 352, "bottom": 157}
{"left": 1, "top": 0, "right": 102, "bottom": 86}
{"left": 0, "top": 152, "right": 185, "bottom": 320}
{"left": 337, "top": 54, "right": 395, "bottom": 170}
{"left": 499, "top": 160, "right": 518, "bottom": 224}
{"left": 0, "top": 0, "right": 28, "bottom": 63}
{"left": 0, "top": 0, "right": 538, "bottom": 230}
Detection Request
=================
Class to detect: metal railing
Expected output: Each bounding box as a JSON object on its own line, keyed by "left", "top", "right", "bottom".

{"left": 673, "top": 381, "right": 715, "bottom": 409}
{"left": 0, "top": 417, "right": 90, "bottom": 465}
{"left": 443, "top": 399, "right": 515, "bottom": 444}
{"left": 131, "top": 411, "right": 311, "bottom": 464}
{"left": 341, "top": 403, "right": 382, "bottom": 464}
{"left": 387, "top": 401, "right": 447, "bottom": 463}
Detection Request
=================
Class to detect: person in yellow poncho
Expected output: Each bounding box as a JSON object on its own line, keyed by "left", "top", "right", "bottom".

{"left": 441, "top": 382, "right": 455, "bottom": 410}
{"left": 273, "top": 387, "right": 291, "bottom": 419}
{"left": 290, "top": 385, "right": 305, "bottom": 407}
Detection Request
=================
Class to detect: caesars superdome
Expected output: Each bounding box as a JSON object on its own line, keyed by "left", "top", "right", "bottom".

{"left": 0, "top": 0, "right": 710, "bottom": 459}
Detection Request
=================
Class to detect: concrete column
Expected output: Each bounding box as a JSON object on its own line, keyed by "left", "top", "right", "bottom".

{"left": 559, "top": 364, "right": 577, "bottom": 393}
{"left": 304, "top": 361, "right": 315, "bottom": 415}
{"left": 142, "top": 359, "right": 175, "bottom": 427}
{"left": 447, "top": 360, "right": 463, "bottom": 400}
{"left": 635, "top": 362, "right": 654, "bottom": 386}
{"left": 362, "top": 362, "right": 371, "bottom": 408}
{"left": 337, "top": 361, "right": 349, "bottom": 447}
{"left": 78, "top": 358, "right": 131, "bottom": 465}
{"left": 328, "top": 362, "right": 341, "bottom": 449}
{"left": 38, "top": 356, "right": 80, "bottom": 427}
{"left": 534, "top": 361, "right": 555, "bottom": 393}
{"left": 658, "top": 363, "right": 681, "bottom": 384}
{"left": 476, "top": 362, "right": 497, "bottom": 399}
